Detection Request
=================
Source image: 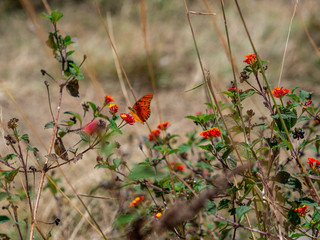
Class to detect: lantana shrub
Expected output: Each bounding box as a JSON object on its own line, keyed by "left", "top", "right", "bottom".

{"left": 1, "top": 9, "right": 320, "bottom": 240}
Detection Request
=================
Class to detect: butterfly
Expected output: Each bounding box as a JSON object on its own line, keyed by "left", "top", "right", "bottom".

{"left": 129, "top": 94, "right": 153, "bottom": 124}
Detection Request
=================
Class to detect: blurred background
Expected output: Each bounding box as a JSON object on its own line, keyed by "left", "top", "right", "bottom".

{"left": 0, "top": 0, "right": 320, "bottom": 239}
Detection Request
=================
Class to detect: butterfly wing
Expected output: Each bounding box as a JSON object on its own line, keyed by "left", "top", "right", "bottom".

{"left": 130, "top": 94, "right": 153, "bottom": 124}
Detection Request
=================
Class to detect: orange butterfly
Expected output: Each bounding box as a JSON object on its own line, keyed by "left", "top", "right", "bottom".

{"left": 129, "top": 94, "right": 153, "bottom": 124}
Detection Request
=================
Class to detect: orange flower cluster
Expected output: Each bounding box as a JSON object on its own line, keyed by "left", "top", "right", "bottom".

{"left": 294, "top": 205, "right": 308, "bottom": 216}
{"left": 272, "top": 87, "right": 290, "bottom": 98}
{"left": 157, "top": 121, "right": 170, "bottom": 130}
{"left": 108, "top": 104, "right": 118, "bottom": 115}
{"left": 200, "top": 127, "right": 222, "bottom": 140}
{"left": 243, "top": 53, "right": 256, "bottom": 65}
{"left": 308, "top": 158, "right": 320, "bottom": 170}
{"left": 82, "top": 120, "right": 99, "bottom": 135}
{"left": 129, "top": 196, "right": 145, "bottom": 207}
{"left": 104, "top": 94, "right": 115, "bottom": 105}
{"left": 154, "top": 212, "right": 162, "bottom": 218}
{"left": 149, "top": 129, "right": 161, "bottom": 141}
{"left": 121, "top": 113, "right": 135, "bottom": 125}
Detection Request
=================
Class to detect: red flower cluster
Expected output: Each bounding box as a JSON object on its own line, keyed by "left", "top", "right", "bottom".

{"left": 228, "top": 87, "right": 242, "bottom": 92}
{"left": 243, "top": 53, "right": 256, "bottom": 65}
{"left": 104, "top": 94, "right": 115, "bottom": 105}
{"left": 308, "top": 158, "right": 320, "bottom": 170}
{"left": 129, "top": 196, "right": 145, "bottom": 207}
{"left": 82, "top": 120, "right": 99, "bottom": 135}
{"left": 108, "top": 104, "right": 118, "bottom": 115}
{"left": 149, "top": 129, "right": 161, "bottom": 141}
{"left": 200, "top": 127, "right": 222, "bottom": 140}
{"left": 120, "top": 113, "right": 135, "bottom": 125}
{"left": 272, "top": 87, "right": 290, "bottom": 98}
{"left": 170, "top": 161, "right": 184, "bottom": 172}
{"left": 157, "top": 121, "right": 170, "bottom": 130}
{"left": 294, "top": 205, "right": 308, "bottom": 216}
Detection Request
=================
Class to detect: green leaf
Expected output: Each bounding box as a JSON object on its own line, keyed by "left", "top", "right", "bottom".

{"left": 20, "top": 134, "right": 29, "bottom": 142}
{"left": 205, "top": 200, "right": 216, "bottom": 215}
{"left": 236, "top": 206, "right": 252, "bottom": 219}
{"left": 64, "top": 111, "right": 82, "bottom": 124}
{"left": 0, "top": 216, "right": 10, "bottom": 224}
{"left": 185, "top": 82, "right": 205, "bottom": 92}
{"left": 66, "top": 50, "right": 75, "bottom": 57}
{"left": 178, "top": 144, "right": 191, "bottom": 153}
{"left": 272, "top": 171, "right": 290, "bottom": 184}
{"left": 44, "top": 121, "right": 54, "bottom": 129}
{"left": 51, "top": 10, "right": 63, "bottom": 23}
{"left": 40, "top": 13, "right": 52, "bottom": 21}
{"left": 5, "top": 168, "right": 19, "bottom": 182}
{"left": 218, "top": 199, "right": 230, "bottom": 210}
{"left": 299, "top": 90, "right": 311, "bottom": 100}
{"left": 4, "top": 154, "right": 17, "bottom": 161}
{"left": 113, "top": 214, "right": 138, "bottom": 228}
{"left": 288, "top": 209, "right": 300, "bottom": 226}
{"left": 113, "top": 158, "right": 121, "bottom": 169}
{"left": 128, "top": 165, "right": 163, "bottom": 180}
{"left": 0, "top": 192, "right": 8, "bottom": 201}
{"left": 289, "top": 233, "right": 305, "bottom": 238}
{"left": 185, "top": 115, "right": 199, "bottom": 122}
{"left": 298, "top": 197, "right": 318, "bottom": 207}
{"left": 27, "top": 145, "right": 39, "bottom": 152}
{"left": 198, "top": 144, "right": 213, "bottom": 152}
{"left": 87, "top": 101, "right": 97, "bottom": 114}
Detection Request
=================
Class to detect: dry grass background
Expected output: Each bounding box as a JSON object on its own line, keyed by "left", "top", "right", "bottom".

{"left": 0, "top": 0, "right": 320, "bottom": 239}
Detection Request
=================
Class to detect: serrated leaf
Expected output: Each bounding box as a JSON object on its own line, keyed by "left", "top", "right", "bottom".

{"left": 4, "top": 154, "right": 17, "bottom": 161}
{"left": 218, "top": 199, "right": 230, "bottom": 210}
{"left": 205, "top": 200, "right": 216, "bottom": 215}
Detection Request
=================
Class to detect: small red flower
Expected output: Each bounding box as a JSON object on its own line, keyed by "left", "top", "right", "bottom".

{"left": 228, "top": 87, "right": 242, "bottom": 92}
{"left": 120, "top": 113, "right": 135, "bottom": 125}
{"left": 200, "top": 127, "right": 222, "bottom": 140}
{"left": 307, "top": 158, "right": 320, "bottom": 170}
{"left": 306, "top": 100, "right": 312, "bottom": 106}
{"left": 129, "top": 196, "right": 145, "bottom": 207}
{"left": 195, "top": 111, "right": 202, "bottom": 115}
{"left": 272, "top": 87, "right": 290, "bottom": 98}
{"left": 243, "top": 53, "right": 256, "bottom": 65}
{"left": 157, "top": 121, "right": 170, "bottom": 131}
{"left": 104, "top": 94, "right": 115, "bottom": 105}
{"left": 108, "top": 103, "right": 118, "bottom": 115}
{"left": 154, "top": 212, "right": 162, "bottom": 218}
{"left": 149, "top": 129, "right": 161, "bottom": 141}
{"left": 294, "top": 205, "right": 308, "bottom": 216}
{"left": 170, "top": 161, "right": 184, "bottom": 172}
{"left": 83, "top": 120, "right": 99, "bottom": 135}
